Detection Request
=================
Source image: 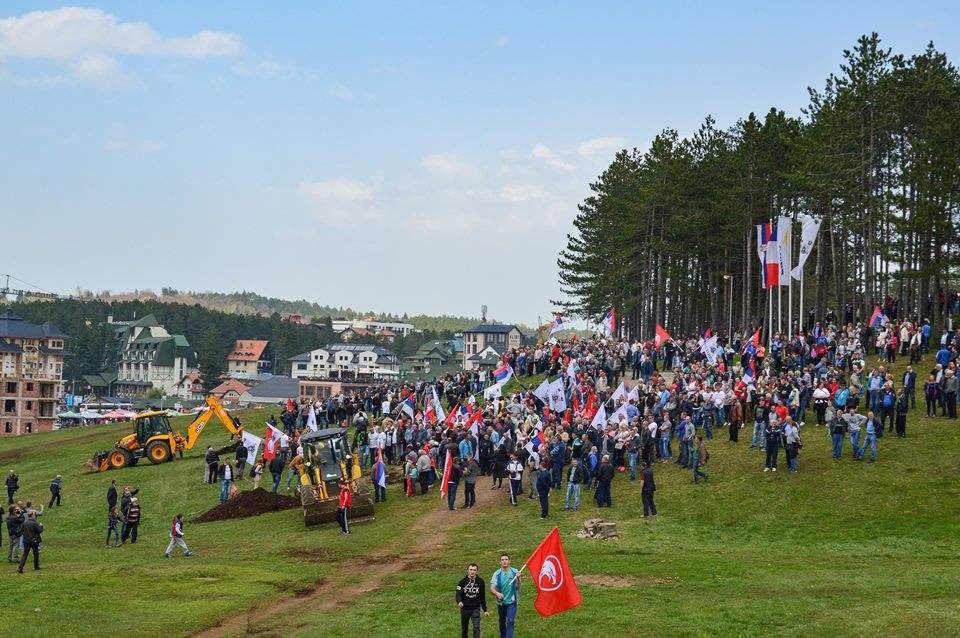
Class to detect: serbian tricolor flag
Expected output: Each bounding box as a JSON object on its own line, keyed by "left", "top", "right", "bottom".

{"left": 493, "top": 363, "right": 513, "bottom": 385}
{"left": 743, "top": 360, "right": 756, "bottom": 385}
{"left": 548, "top": 313, "right": 566, "bottom": 337}
{"left": 401, "top": 397, "right": 416, "bottom": 420}
{"left": 440, "top": 449, "right": 454, "bottom": 499}
{"left": 601, "top": 308, "right": 616, "bottom": 337}
{"left": 868, "top": 305, "right": 887, "bottom": 329}
{"left": 373, "top": 450, "right": 386, "bottom": 489}
{"left": 525, "top": 527, "right": 582, "bottom": 617}
{"left": 758, "top": 221, "right": 780, "bottom": 287}
{"left": 654, "top": 324, "right": 672, "bottom": 348}
{"left": 431, "top": 386, "right": 446, "bottom": 423}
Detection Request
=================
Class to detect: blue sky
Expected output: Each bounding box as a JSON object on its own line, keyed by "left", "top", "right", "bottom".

{"left": 1, "top": 2, "right": 957, "bottom": 326}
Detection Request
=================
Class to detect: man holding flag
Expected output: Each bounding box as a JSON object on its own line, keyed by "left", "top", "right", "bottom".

{"left": 490, "top": 554, "right": 521, "bottom": 638}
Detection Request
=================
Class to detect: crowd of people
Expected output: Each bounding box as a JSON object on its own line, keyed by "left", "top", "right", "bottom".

{"left": 6, "top": 303, "right": 958, "bottom": 604}
{"left": 247, "top": 310, "right": 958, "bottom": 551}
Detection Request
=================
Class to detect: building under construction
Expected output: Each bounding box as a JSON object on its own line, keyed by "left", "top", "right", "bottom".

{"left": 0, "top": 310, "right": 67, "bottom": 436}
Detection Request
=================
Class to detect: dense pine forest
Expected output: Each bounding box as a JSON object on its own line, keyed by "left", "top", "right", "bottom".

{"left": 558, "top": 34, "right": 960, "bottom": 339}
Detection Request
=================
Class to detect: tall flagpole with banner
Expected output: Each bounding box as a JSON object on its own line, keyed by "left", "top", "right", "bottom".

{"left": 791, "top": 213, "right": 821, "bottom": 337}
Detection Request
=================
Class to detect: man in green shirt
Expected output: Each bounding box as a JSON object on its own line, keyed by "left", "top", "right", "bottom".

{"left": 489, "top": 553, "right": 520, "bottom": 638}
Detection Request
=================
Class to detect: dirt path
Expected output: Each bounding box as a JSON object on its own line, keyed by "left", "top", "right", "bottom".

{"left": 195, "top": 477, "right": 502, "bottom": 637}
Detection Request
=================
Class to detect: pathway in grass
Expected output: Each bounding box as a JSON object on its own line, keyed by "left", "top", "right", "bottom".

{"left": 196, "top": 476, "right": 501, "bottom": 637}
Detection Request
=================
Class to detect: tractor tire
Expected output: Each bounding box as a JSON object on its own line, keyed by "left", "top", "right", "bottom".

{"left": 146, "top": 441, "right": 172, "bottom": 464}
{"left": 108, "top": 449, "right": 131, "bottom": 470}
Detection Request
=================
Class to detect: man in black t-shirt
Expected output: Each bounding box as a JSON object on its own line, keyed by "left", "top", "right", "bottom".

{"left": 455, "top": 563, "right": 488, "bottom": 638}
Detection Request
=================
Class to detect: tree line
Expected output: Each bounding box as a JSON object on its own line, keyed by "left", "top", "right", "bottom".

{"left": 558, "top": 34, "right": 960, "bottom": 340}
{"left": 6, "top": 298, "right": 455, "bottom": 390}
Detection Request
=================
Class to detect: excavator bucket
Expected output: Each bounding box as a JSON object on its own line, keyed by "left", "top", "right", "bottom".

{"left": 85, "top": 451, "right": 110, "bottom": 473}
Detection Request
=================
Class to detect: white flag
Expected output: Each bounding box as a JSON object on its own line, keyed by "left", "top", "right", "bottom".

{"left": 791, "top": 213, "right": 821, "bottom": 280}
{"left": 431, "top": 386, "right": 446, "bottom": 422}
{"left": 607, "top": 404, "right": 628, "bottom": 425}
{"left": 610, "top": 382, "right": 629, "bottom": 404}
{"left": 699, "top": 335, "right": 718, "bottom": 363}
{"left": 267, "top": 423, "right": 290, "bottom": 444}
{"left": 777, "top": 215, "right": 792, "bottom": 287}
{"left": 240, "top": 431, "right": 262, "bottom": 465}
{"left": 483, "top": 383, "right": 502, "bottom": 402}
{"left": 590, "top": 405, "right": 607, "bottom": 430}
{"left": 627, "top": 386, "right": 640, "bottom": 403}
{"left": 548, "top": 378, "right": 567, "bottom": 413}
{"left": 533, "top": 378, "right": 552, "bottom": 404}
{"left": 306, "top": 406, "right": 318, "bottom": 432}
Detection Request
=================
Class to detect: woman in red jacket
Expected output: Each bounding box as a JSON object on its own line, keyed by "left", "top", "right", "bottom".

{"left": 337, "top": 481, "right": 352, "bottom": 535}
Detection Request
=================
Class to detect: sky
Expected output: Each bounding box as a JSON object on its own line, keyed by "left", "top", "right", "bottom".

{"left": 1, "top": 2, "right": 958, "bottom": 327}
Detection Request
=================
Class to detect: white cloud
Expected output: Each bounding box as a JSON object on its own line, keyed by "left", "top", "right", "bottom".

{"left": 499, "top": 184, "right": 547, "bottom": 203}
{"left": 232, "top": 60, "right": 283, "bottom": 78}
{"left": 421, "top": 154, "right": 481, "bottom": 180}
{"left": 105, "top": 132, "right": 165, "bottom": 153}
{"left": 327, "top": 83, "right": 355, "bottom": 102}
{"left": 71, "top": 52, "right": 120, "bottom": 83}
{"left": 299, "top": 178, "right": 377, "bottom": 203}
{"left": 0, "top": 7, "right": 241, "bottom": 82}
{"left": 531, "top": 143, "right": 575, "bottom": 171}
{"left": 298, "top": 177, "right": 381, "bottom": 224}
{"left": 577, "top": 136, "right": 627, "bottom": 157}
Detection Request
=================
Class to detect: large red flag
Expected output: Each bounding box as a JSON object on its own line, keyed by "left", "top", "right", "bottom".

{"left": 525, "top": 527, "right": 582, "bottom": 617}
{"left": 262, "top": 427, "right": 276, "bottom": 461}
{"left": 439, "top": 449, "right": 454, "bottom": 499}
{"left": 654, "top": 324, "right": 672, "bottom": 348}
{"left": 444, "top": 403, "right": 460, "bottom": 428}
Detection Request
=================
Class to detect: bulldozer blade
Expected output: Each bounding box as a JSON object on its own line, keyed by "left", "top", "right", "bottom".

{"left": 85, "top": 452, "right": 109, "bottom": 473}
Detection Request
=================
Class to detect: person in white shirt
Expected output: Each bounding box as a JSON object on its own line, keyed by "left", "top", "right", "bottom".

{"left": 506, "top": 454, "right": 523, "bottom": 506}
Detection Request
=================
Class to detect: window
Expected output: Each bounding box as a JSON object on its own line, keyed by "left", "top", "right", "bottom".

{"left": 5, "top": 382, "right": 15, "bottom": 393}
{"left": 3, "top": 400, "right": 14, "bottom": 413}
{"left": 26, "top": 401, "right": 33, "bottom": 411}
{"left": 26, "top": 383, "right": 34, "bottom": 392}
{"left": 3, "top": 422, "right": 10, "bottom": 433}
{"left": 297, "top": 364, "right": 307, "bottom": 371}
{"left": 25, "top": 422, "right": 32, "bottom": 433}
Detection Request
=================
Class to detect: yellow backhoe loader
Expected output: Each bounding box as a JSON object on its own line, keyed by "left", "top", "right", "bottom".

{"left": 295, "top": 427, "right": 374, "bottom": 526}
{"left": 86, "top": 396, "right": 241, "bottom": 472}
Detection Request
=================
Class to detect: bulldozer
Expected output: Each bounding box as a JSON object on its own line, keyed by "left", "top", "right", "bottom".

{"left": 294, "top": 427, "right": 375, "bottom": 526}
{"left": 87, "top": 396, "right": 242, "bottom": 472}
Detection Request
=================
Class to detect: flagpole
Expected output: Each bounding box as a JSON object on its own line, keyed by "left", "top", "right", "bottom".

{"left": 787, "top": 215, "right": 793, "bottom": 339}
{"left": 777, "top": 282, "right": 782, "bottom": 337}
{"left": 767, "top": 283, "right": 773, "bottom": 350}
{"left": 799, "top": 268, "right": 804, "bottom": 335}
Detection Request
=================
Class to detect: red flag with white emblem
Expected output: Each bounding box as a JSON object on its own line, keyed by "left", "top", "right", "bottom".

{"left": 525, "top": 527, "right": 582, "bottom": 617}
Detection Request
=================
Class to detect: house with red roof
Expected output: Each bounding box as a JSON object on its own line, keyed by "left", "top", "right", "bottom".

{"left": 226, "top": 339, "right": 274, "bottom": 380}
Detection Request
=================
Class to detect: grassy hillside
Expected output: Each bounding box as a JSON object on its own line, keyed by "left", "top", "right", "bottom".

{"left": 1, "top": 356, "right": 958, "bottom": 637}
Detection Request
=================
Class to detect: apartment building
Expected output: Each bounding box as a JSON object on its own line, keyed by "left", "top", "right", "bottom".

{"left": 0, "top": 310, "right": 67, "bottom": 436}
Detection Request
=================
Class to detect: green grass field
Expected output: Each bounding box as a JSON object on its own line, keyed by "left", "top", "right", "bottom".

{"left": 1, "top": 358, "right": 958, "bottom": 637}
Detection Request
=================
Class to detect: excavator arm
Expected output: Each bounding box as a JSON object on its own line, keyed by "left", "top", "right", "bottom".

{"left": 178, "top": 396, "right": 243, "bottom": 452}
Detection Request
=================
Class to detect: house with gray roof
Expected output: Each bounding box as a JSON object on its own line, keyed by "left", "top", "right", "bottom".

{"left": 462, "top": 323, "right": 522, "bottom": 370}
{"left": 237, "top": 375, "right": 300, "bottom": 405}
{"left": 108, "top": 314, "right": 198, "bottom": 398}
{"left": 289, "top": 343, "right": 399, "bottom": 380}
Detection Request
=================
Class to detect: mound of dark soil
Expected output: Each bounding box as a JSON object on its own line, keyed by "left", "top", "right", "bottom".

{"left": 194, "top": 488, "right": 300, "bottom": 523}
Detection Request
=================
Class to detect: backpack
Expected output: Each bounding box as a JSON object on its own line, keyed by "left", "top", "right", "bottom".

{"left": 834, "top": 388, "right": 849, "bottom": 409}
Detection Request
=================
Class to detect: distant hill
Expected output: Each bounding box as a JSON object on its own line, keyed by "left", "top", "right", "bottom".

{"left": 85, "top": 288, "right": 502, "bottom": 333}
